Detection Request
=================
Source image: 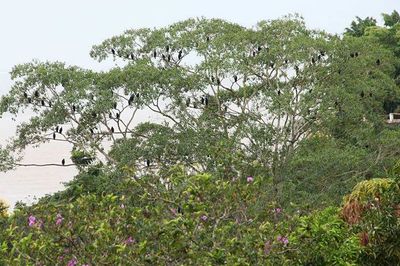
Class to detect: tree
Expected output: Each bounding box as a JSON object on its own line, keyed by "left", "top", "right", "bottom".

{"left": 0, "top": 15, "right": 397, "bottom": 187}
{"left": 345, "top": 16, "right": 377, "bottom": 37}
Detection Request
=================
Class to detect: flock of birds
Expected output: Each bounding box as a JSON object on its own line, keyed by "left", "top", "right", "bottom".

{"left": 18, "top": 38, "right": 383, "bottom": 167}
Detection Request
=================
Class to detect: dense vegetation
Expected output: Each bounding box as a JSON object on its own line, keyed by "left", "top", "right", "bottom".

{"left": 0, "top": 11, "right": 399, "bottom": 265}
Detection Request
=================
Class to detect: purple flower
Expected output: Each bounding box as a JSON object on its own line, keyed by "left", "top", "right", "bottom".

{"left": 277, "top": 235, "right": 289, "bottom": 246}
{"left": 124, "top": 236, "right": 135, "bottom": 245}
{"left": 200, "top": 215, "right": 208, "bottom": 222}
{"left": 28, "top": 215, "right": 36, "bottom": 227}
{"left": 246, "top": 176, "right": 254, "bottom": 183}
{"left": 67, "top": 258, "right": 78, "bottom": 266}
{"left": 264, "top": 240, "right": 272, "bottom": 255}
{"left": 55, "top": 213, "right": 64, "bottom": 226}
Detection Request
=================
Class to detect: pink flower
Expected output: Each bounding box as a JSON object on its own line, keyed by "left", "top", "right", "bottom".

{"left": 124, "top": 236, "right": 135, "bottom": 245}
{"left": 28, "top": 215, "right": 36, "bottom": 227}
{"left": 56, "top": 213, "right": 64, "bottom": 226}
{"left": 273, "top": 208, "right": 282, "bottom": 214}
{"left": 200, "top": 215, "right": 208, "bottom": 221}
{"left": 246, "top": 176, "right": 254, "bottom": 183}
{"left": 67, "top": 258, "right": 78, "bottom": 266}
{"left": 120, "top": 204, "right": 125, "bottom": 209}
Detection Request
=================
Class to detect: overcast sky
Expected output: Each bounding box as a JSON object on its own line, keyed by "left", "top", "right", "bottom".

{"left": 0, "top": 0, "right": 398, "bottom": 92}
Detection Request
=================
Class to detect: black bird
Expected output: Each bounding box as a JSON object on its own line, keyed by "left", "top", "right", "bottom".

{"left": 34, "top": 91, "right": 39, "bottom": 98}
{"left": 338, "top": 69, "right": 342, "bottom": 75}
{"left": 320, "top": 50, "right": 325, "bottom": 56}
{"left": 178, "top": 50, "right": 182, "bottom": 60}
{"left": 224, "top": 105, "right": 228, "bottom": 112}
{"left": 233, "top": 75, "right": 238, "bottom": 83}
{"left": 53, "top": 132, "right": 56, "bottom": 140}
{"left": 110, "top": 127, "right": 114, "bottom": 133}
{"left": 153, "top": 50, "right": 157, "bottom": 58}
{"left": 177, "top": 206, "right": 183, "bottom": 214}
{"left": 72, "top": 105, "right": 76, "bottom": 112}
{"left": 128, "top": 94, "right": 135, "bottom": 104}
{"left": 116, "top": 113, "right": 120, "bottom": 119}
{"left": 311, "top": 57, "right": 315, "bottom": 64}
{"left": 109, "top": 112, "right": 112, "bottom": 119}
{"left": 295, "top": 65, "right": 299, "bottom": 74}
{"left": 62, "top": 159, "right": 65, "bottom": 166}
{"left": 360, "top": 91, "right": 365, "bottom": 98}
{"left": 28, "top": 97, "right": 32, "bottom": 103}
{"left": 55, "top": 126, "right": 59, "bottom": 132}
{"left": 318, "top": 54, "right": 321, "bottom": 61}
{"left": 376, "top": 59, "right": 381, "bottom": 66}
{"left": 146, "top": 159, "right": 150, "bottom": 167}
{"left": 92, "top": 112, "right": 97, "bottom": 118}
{"left": 252, "top": 51, "right": 256, "bottom": 57}
{"left": 130, "top": 53, "right": 135, "bottom": 60}
{"left": 167, "top": 54, "right": 171, "bottom": 62}
{"left": 201, "top": 97, "right": 205, "bottom": 105}
{"left": 350, "top": 53, "right": 355, "bottom": 58}
{"left": 162, "top": 54, "right": 166, "bottom": 60}
{"left": 113, "top": 102, "right": 117, "bottom": 109}
{"left": 186, "top": 98, "right": 190, "bottom": 107}
{"left": 111, "top": 48, "right": 116, "bottom": 55}
{"left": 217, "top": 78, "right": 221, "bottom": 86}
{"left": 59, "top": 127, "right": 63, "bottom": 134}
{"left": 355, "top": 52, "right": 359, "bottom": 57}
{"left": 193, "top": 102, "right": 197, "bottom": 108}
{"left": 369, "top": 92, "right": 373, "bottom": 97}
{"left": 278, "top": 90, "right": 281, "bottom": 96}
{"left": 211, "top": 76, "right": 215, "bottom": 83}
{"left": 205, "top": 97, "right": 209, "bottom": 106}
{"left": 166, "top": 45, "right": 170, "bottom": 52}
{"left": 284, "top": 59, "right": 288, "bottom": 64}
{"left": 258, "top": 46, "right": 262, "bottom": 52}
{"left": 90, "top": 128, "right": 94, "bottom": 134}
{"left": 48, "top": 101, "right": 52, "bottom": 107}
{"left": 270, "top": 62, "right": 275, "bottom": 68}
{"left": 136, "top": 93, "right": 140, "bottom": 98}
{"left": 206, "top": 36, "right": 210, "bottom": 42}
{"left": 23, "top": 92, "right": 28, "bottom": 98}
{"left": 41, "top": 100, "right": 45, "bottom": 106}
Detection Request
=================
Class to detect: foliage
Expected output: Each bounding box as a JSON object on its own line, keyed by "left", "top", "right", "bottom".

{"left": 0, "top": 169, "right": 363, "bottom": 265}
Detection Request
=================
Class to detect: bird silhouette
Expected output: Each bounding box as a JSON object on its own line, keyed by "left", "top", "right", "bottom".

{"left": 59, "top": 127, "right": 63, "bottom": 134}
{"left": 111, "top": 48, "right": 116, "bottom": 55}
{"left": 116, "top": 113, "right": 120, "bottom": 119}
{"left": 233, "top": 75, "right": 238, "bottom": 83}
{"left": 111, "top": 127, "right": 114, "bottom": 133}
{"left": 72, "top": 105, "right": 76, "bottom": 112}
{"left": 355, "top": 52, "right": 359, "bottom": 57}
{"left": 113, "top": 102, "right": 117, "bottom": 109}
{"left": 146, "top": 159, "right": 150, "bottom": 167}
{"left": 201, "top": 97, "right": 205, "bottom": 105}
{"left": 41, "top": 100, "right": 45, "bottom": 106}
{"left": 376, "top": 59, "right": 381, "bottom": 66}
{"left": 350, "top": 53, "right": 355, "bottom": 58}
{"left": 186, "top": 98, "right": 190, "bottom": 107}
{"left": 278, "top": 90, "right": 281, "bottom": 96}
{"left": 48, "top": 101, "right": 52, "bottom": 107}
{"left": 27, "top": 97, "right": 32, "bottom": 103}
{"left": 153, "top": 50, "right": 157, "bottom": 58}
{"left": 23, "top": 92, "right": 28, "bottom": 98}
{"left": 167, "top": 55, "right": 171, "bottom": 62}
{"left": 311, "top": 57, "right": 315, "bottom": 64}
{"left": 55, "top": 126, "right": 59, "bottom": 132}
{"left": 217, "top": 78, "right": 221, "bottom": 85}
{"left": 205, "top": 97, "right": 209, "bottom": 106}
{"left": 53, "top": 132, "right": 56, "bottom": 140}
{"left": 178, "top": 50, "right": 182, "bottom": 60}
{"left": 360, "top": 91, "right": 365, "bottom": 98}
{"left": 62, "top": 159, "right": 65, "bottom": 166}
{"left": 128, "top": 94, "right": 135, "bottom": 105}
{"left": 34, "top": 91, "right": 39, "bottom": 98}
{"left": 166, "top": 45, "right": 170, "bottom": 52}
{"left": 90, "top": 128, "right": 94, "bottom": 134}
{"left": 206, "top": 36, "right": 210, "bottom": 42}
{"left": 92, "top": 112, "right": 97, "bottom": 118}
{"left": 136, "top": 93, "right": 140, "bottom": 98}
{"left": 130, "top": 53, "right": 135, "bottom": 60}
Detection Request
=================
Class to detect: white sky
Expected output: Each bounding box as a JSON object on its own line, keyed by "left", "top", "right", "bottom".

{"left": 0, "top": 0, "right": 398, "bottom": 92}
